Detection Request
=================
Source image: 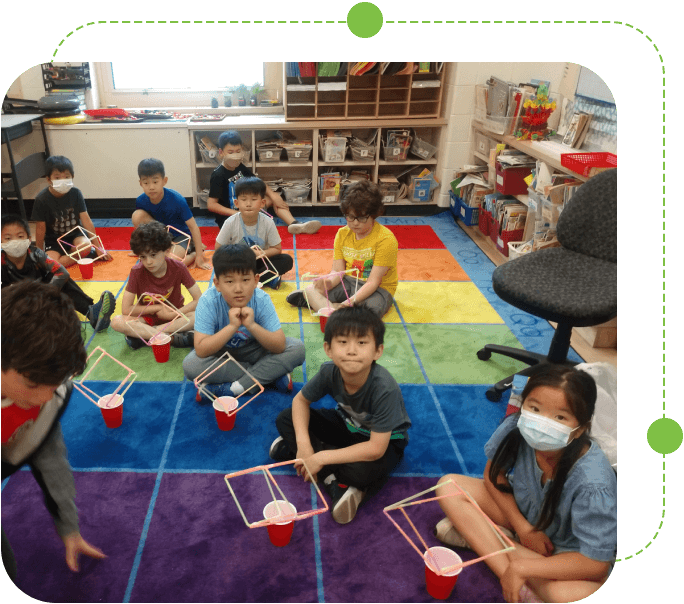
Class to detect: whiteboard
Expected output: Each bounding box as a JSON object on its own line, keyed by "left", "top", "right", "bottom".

{"left": 576, "top": 66, "right": 615, "bottom": 104}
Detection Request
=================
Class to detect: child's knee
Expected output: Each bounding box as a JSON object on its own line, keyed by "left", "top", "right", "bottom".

{"left": 110, "top": 315, "right": 125, "bottom": 332}
{"left": 132, "top": 209, "right": 152, "bottom": 226}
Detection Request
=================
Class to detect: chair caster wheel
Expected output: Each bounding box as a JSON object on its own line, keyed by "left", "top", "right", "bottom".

{"left": 486, "top": 388, "right": 503, "bottom": 402}
{"left": 477, "top": 349, "right": 492, "bottom": 361}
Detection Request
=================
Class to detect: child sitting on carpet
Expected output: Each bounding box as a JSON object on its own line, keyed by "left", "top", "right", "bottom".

{"left": 286, "top": 180, "right": 398, "bottom": 317}
{"left": 2, "top": 281, "right": 107, "bottom": 582}
{"left": 214, "top": 176, "right": 293, "bottom": 290}
{"left": 206, "top": 130, "right": 321, "bottom": 235}
{"left": 434, "top": 366, "right": 616, "bottom": 603}
{"left": 182, "top": 244, "right": 305, "bottom": 397}
{"left": 31, "top": 155, "right": 112, "bottom": 267}
{"left": 270, "top": 306, "right": 411, "bottom": 525}
{"left": 111, "top": 221, "right": 201, "bottom": 349}
{"left": 1, "top": 214, "right": 115, "bottom": 332}
{"left": 133, "top": 158, "right": 211, "bottom": 270}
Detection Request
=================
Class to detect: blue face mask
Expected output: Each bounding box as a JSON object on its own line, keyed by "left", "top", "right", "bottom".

{"left": 517, "top": 409, "right": 581, "bottom": 452}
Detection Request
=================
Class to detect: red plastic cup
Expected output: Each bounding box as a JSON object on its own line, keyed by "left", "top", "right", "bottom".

{"left": 213, "top": 396, "right": 238, "bottom": 431}
{"left": 77, "top": 258, "right": 94, "bottom": 279}
{"left": 424, "top": 547, "right": 462, "bottom": 600}
{"left": 318, "top": 306, "right": 334, "bottom": 333}
{"left": 97, "top": 394, "right": 124, "bottom": 429}
{"left": 150, "top": 333, "right": 171, "bottom": 363}
{"left": 142, "top": 315, "right": 156, "bottom": 326}
{"left": 263, "top": 500, "right": 297, "bottom": 547}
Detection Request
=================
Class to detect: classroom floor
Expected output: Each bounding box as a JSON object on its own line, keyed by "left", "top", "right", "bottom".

{"left": 1, "top": 212, "right": 583, "bottom": 603}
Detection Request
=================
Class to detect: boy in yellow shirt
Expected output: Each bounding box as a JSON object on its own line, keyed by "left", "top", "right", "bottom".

{"left": 287, "top": 180, "right": 397, "bottom": 317}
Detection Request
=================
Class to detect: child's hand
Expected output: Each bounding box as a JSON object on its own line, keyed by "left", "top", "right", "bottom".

{"left": 61, "top": 532, "right": 107, "bottom": 572}
{"left": 155, "top": 307, "right": 177, "bottom": 323}
{"left": 518, "top": 528, "right": 554, "bottom": 557}
{"left": 238, "top": 306, "right": 255, "bottom": 329}
{"left": 294, "top": 452, "right": 322, "bottom": 483}
{"left": 193, "top": 252, "right": 212, "bottom": 271}
{"left": 501, "top": 561, "right": 526, "bottom": 603}
{"left": 228, "top": 307, "right": 243, "bottom": 329}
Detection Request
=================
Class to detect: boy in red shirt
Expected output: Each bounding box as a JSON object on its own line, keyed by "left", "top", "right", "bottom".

{"left": 110, "top": 221, "right": 202, "bottom": 349}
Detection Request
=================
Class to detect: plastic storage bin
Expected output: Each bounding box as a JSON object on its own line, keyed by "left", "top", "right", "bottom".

{"left": 450, "top": 193, "right": 480, "bottom": 226}
{"left": 383, "top": 139, "right": 411, "bottom": 161}
{"left": 560, "top": 152, "right": 617, "bottom": 177}
{"left": 284, "top": 144, "right": 312, "bottom": 162}
{"left": 495, "top": 162, "right": 532, "bottom": 195}
{"left": 478, "top": 209, "right": 491, "bottom": 236}
{"left": 282, "top": 186, "right": 310, "bottom": 203}
{"left": 257, "top": 147, "right": 283, "bottom": 162}
{"left": 410, "top": 136, "right": 437, "bottom": 160}
{"left": 319, "top": 136, "right": 347, "bottom": 162}
{"left": 496, "top": 228, "right": 525, "bottom": 257}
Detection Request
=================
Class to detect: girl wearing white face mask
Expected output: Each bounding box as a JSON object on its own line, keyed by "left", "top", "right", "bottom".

{"left": 434, "top": 367, "right": 616, "bottom": 603}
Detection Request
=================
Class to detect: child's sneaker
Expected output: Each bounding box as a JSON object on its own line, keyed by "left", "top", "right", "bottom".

{"left": 285, "top": 290, "right": 308, "bottom": 308}
{"left": 323, "top": 477, "right": 365, "bottom": 524}
{"left": 269, "top": 436, "right": 295, "bottom": 462}
{"left": 200, "top": 382, "right": 234, "bottom": 399}
{"left": 266, "top": 373, "right": 293, "bottom": 394}
{"left": 264, "top": 275, "right": 281, "bottom": 290}
{"left": 125, "top": 335, "right": 145, "bottom": 350}
{"left": 433, "top": 517, "right": 471, "bottom": 549}
{"left": 287, "top": 220, "right": 322, "bottom": 235}
{"left": 171, "top": 331, "right": 195, "bottom": 348}
{"left": 86, "top": 246, "right": 100, "bottom": 260}
{"left": 87, "top": 291, "right": 116, "bottom": 332}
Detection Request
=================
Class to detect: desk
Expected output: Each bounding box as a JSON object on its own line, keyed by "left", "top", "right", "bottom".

{"left": 1, "top": 114, "right": 51, "bottom": 220}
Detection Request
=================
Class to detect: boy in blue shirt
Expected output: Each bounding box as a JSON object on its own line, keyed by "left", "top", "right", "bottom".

{"left": 133, "top": 158, "right": 211, "bottom": 270}
{"left": 270, "top": 306, "right": 411, "bottom": 525}
{"left": 182, "top": 245, "right": 305, "bottom": 396}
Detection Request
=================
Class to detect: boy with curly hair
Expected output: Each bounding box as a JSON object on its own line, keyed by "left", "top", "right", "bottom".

{"left": 110, "top": 221, "right": 201, "bottom": 349}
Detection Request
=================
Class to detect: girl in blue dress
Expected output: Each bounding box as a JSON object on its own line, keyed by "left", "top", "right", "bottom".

{"left": 435, "top": 366, "right": 617, "bottom": 603}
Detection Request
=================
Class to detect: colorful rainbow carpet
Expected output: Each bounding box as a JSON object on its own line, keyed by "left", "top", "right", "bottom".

{"left": 1, "top": 212, "right": 583, "bottom": 602}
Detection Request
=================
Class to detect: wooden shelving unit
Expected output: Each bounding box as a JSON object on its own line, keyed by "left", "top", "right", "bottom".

{"left": 284, "top": 65, "right": 447, "bottom": 121}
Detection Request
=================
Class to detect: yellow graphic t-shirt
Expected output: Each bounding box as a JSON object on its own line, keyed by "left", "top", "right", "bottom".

{"left": 333, "top": 221, "right": 398, "bottom": 296}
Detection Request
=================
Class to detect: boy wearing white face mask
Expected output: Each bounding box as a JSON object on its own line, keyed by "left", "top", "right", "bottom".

{"left": 31, "top": 156, "right": 111, "bottom": 268}
{"left": 207, "top": 130, "right": 321, "bottom": 235}
{"left": 433, "top": 366, "right": 617, "bottom": 603}
{"left": 1, "top": 214, "right": 115, "bottom": 332}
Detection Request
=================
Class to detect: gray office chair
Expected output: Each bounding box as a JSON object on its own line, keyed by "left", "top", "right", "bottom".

{"left": 477, "top": 168, "right": 617, "bottom": 402}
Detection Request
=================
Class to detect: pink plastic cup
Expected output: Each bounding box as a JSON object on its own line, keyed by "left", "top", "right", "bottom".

{"left": 97, "top": 394, "right": 124, "bottom": 429}
{"left": 77, "top": 258, "right": 94, "bottom": 279}
{"left": 263, "top": 500, "right": 297, "bottom": 547}
{"left": 213, "top": 396, "right": 238, "bottom": 431}
{"left": 424, "top": 547, "right": 462, "bottom": 600}
{"left": 318, "top": 306, "right": 335, "bottom": 333}
{"left": 150, "top": 333, "right": 171, "bottom": 363}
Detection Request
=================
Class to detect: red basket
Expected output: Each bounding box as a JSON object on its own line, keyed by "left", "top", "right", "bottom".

{"left": 478, "top": 209, "right": 491, "bottom": 236}
{"left": 496, "top": 228, "right": 525, "bottom": 257}
{"left": 560, "top": 152, "right": 617, "bottom": 177}
{"left": 84, "top": 108, "right": 130, "bottom": 118}
{"left": 489, "top": 215, "right": 500, "bottom": 246}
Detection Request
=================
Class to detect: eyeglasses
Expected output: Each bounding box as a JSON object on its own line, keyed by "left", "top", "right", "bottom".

{"left": 344, "top": 214, "right": 371, "bottom": 224}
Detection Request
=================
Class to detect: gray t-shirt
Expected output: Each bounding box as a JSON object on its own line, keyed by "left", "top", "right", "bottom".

{"left": 301, "top": 361, "right": 411, "bottom": 441}
{"left": 215, "top": 212, "right": 280, "bottom": 251}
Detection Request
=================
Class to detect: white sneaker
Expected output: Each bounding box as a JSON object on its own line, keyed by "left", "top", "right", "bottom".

{"left": 288, "top": 220, "right": 322, "bottom": 235}
{"left": 327, "top": 483, "right": 364, "bottom": 524}
{"left": 433, "top": 517, "right": 471, "bottom": 549}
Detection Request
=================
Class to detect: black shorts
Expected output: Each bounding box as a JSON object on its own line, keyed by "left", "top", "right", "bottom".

{"left": 44, "top": 232, "right": 82, "bottom": 254}
{"left": 172, "top": 233, "right": 195, "bottom": 254}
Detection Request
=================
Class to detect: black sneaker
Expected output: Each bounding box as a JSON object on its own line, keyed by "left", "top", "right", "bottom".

{"left": 171, "top": 330, "right": 195, "bottom": 348}
{"left": 125, "top": 336, "right": 145, "bottom": 350}
{"left": 286, "top": 290, "right": 308, "bottom": 308}
{"left": 269, "top": 436, "right": 295, "bottom": 462}
{"left": 323, "top": 478, "right": 365, "bottom": 524}
{"left": 88, "top": 291, "right": 116, "bottom": 332}
{"left": 264, "top": 275, "right": 282, "bottom": 290}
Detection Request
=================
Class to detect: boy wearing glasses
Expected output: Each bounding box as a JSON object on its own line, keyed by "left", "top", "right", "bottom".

{"left": 286, "top": 180, "right": 397, "bottom": 317}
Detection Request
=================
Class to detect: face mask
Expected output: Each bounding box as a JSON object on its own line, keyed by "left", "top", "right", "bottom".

{"left": 1, "top": 238, "right": 31, "bottom": 257}
{"left": 51, "top": 179, "right": 73, "bottom": 194}
{"left": 224, "top": 153, "right": 242, "bottom": 163}
{"left": 517, "top": 409, "right": 580, "bottom": 452}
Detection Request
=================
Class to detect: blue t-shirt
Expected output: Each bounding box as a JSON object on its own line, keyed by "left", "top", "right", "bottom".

{"left": 484, "top": 414, "right": 617, "bottom": 562}
{"left": 136, "top": 188, "right": 192, "bottom": 236}
{"left": 194, "top": 285, "right": 281, "bottom": 348}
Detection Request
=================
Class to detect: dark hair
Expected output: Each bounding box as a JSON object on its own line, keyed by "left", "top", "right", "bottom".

{"left": 234, "top": 176, "right": 266, "bottom": 199}
{"left": 138, "top": 158, "right": 165, "bottom": 179}
{"left": 488, "top": 366, "right": 597, "bottom": 532}
{"left": 1, "top": 214, "right": 31, "bottom": 236}
{"left": 339, "top": 180, "right": 384, "bottom": 219}
{"left": 45, "top": 155, "right": 74, "bottom": 178}
{"left": 218, "top": 130, "right": 243, "bottom": 150}
{"left": 213, "top": 244, "right": 257, "bottom": 278}
{"left": 129, "top": 221, "right": 173, "bottom": 256}
{"left": 1, "top": 281, "right": 87, "bottom": 384}
{"left": 323, "top": 306, "right": 385, "bottom": 347}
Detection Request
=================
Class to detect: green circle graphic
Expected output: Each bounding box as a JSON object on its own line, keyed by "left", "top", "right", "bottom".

{"left": 347, "top": 2, "right": 383, "bottom": 38}
{"left": 647, "top": 418, "right": 683, "bottom": 454}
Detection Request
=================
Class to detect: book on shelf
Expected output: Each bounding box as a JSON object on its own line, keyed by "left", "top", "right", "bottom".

{"left": 562, "top": 111, "right": 592, "bottom": 148}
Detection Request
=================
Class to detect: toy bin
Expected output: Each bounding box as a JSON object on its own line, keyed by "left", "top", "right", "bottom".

{"left": 495, "top": 162, "right": 532, "bottom": 195}
{"left": 257, "top": 147, "right": 283, "bottom": 162}
{"left": 382, "top": 139, "right": 411, "bottom": 161}
{"left": 319, "top": 136, "right": 347, "bottom": 162}
{"left": 282, "top": 186, "right": 310, "bottom": 204}
{"left": 284, "top": 144, "right": 312, "bottom": 162}
{"left": 410, "top": 136, "right": 437, "bottom": 160}
{"left": 478, "top": 209, "right": 491, "bottom": 236}
{"left": 496, "top": 228, "right": 525, "bottom": 257}
{"left": 560, "top": 152, "right": 617, "bottom": 177}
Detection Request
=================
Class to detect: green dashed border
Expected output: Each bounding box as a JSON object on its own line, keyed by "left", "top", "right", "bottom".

{"left": 50, "top": 20, "right": 666, "bottom": 565}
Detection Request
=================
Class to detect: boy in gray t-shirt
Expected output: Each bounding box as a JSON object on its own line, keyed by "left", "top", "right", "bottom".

{"left": 271, "top": 307, "right": 411, "bottom": 525}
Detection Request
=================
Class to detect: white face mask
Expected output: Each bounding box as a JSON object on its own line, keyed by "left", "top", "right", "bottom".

{"left": 51, "top": 178, "right": 73, "bottom": 194}
{"left": 224, "top": 152, "right": 243, "bottom": 163}
{"left": 1, "top": 238, "right": 31, "bottom": 257}
{"left": 517, "top": 409, "right": 580, "bottom": 451}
